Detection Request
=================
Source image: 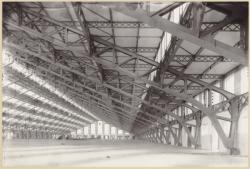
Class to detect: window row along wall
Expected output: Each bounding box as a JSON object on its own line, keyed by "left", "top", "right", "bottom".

{"left": 71, "top": 121, "right": 131, "bottom": 140}
{"left": 136, "top": 66, "right": 248, "bottom": 156}
{"left": 3, "top": 121, "right": 131, "bottom": 140}
{"left": 3, "top": 130, "right": 65, "bottom": 140}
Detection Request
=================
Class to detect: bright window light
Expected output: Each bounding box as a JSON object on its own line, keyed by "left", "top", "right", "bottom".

{"left": 5, "top": 53, "right": 94, "bottom": 127}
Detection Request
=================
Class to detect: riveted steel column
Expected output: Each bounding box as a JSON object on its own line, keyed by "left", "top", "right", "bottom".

{"left": 228, "top": 97, "right": 241, "bottom": 155}
{"left": 194, "top": 112, "right": 202, "bottom": 149}
{"left": 178, "top": 106, "right": 184, "bottom": 146}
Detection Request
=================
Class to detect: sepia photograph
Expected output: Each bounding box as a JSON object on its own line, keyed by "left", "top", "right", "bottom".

{"left": 1, "top": 1, "right": 249, "bottom": 167}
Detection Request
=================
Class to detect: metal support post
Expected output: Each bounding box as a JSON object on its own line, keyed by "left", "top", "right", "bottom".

{"left": 109, "top": 125, "right": 111, "bottom": 140}
{"left": 240, "top": 20, "right": 248, "bottom": 50}
{"left": 88, "top": 124, "right": 91, "bottom": 138}
{"left": 160, "top": 125, "right": 166, "bottom": 144}
{"left": 95, "top": 122, "right": 98, "bottom": 138}
{"left": 177, "top": 106, "right": 185, "bottom": 146}
{"left": 194, "top": 112, "right": 202, "bottom": 149}
{"left": 102, "top": 122, "right": 105, "bottom": 139}
{"left": 155, "top": 128, "right": 161, "bottom": 143}
{"left": 228, "top": 98, "right": 241, "bottom": 155}
{"left": 115, "top": 127, "right": 118, "bottom": 139}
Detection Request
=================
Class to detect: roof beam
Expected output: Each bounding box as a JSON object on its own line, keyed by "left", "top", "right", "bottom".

{"left": 4, "top": 25, "right": 231, "bottom": 111}
{"left": 3, "top": 114, "right": 74, "bottom": 132}
{"left": 6, "top": 64, "right": 127, "bottom": 129}
{"left": 179, "top": 56, "right": 224, "bottom": 94}
{"left": 31, "top": 20, "right": 240, "bottom": 31}
{"left": 200, "top": 15, "right": 241, "bottom": 37}
{"left": 3, "top": 121, "right": 70, "bottom": 134}
{"left": 3, "top": 103, "right": 79, "bottom": 130}
{"left": 65, "top": 2, "right": 106, "bottom": 83}
{"left": 150, "top": 2, "right": 185, "bottom": 17}
{"left": 4, "top": 7, "right": 239, "bottom": 146}
{"left": 3, "top": 64, "right": 96, "bottom": 123}
{"left": 164, "top": 10, "right": 240, "bottom": 96}
{"left": 5, "top": 44, "right": 152, "bottom": 130}
{"left": 204, "top": 2, "right": 233, "bottom": 15}
{"left": 3, "top": 81, "right": 88, "bottom": 127}
{"left": 172, "top": 55, "right": 232, "bottom": 62}
{"left": 104, "top": 3, "right": 247, "bottom": 65}
{"left": 4, "top": 26, "right": 233, "bottom": 117}
{"left": 5, "top": 41, "right": 198, "bottom": 144}
{"left": 3, "top": 120, "right": 71, "bottom": 134}
{"left": 166, "top": 67, "right": 234, "bottom": 99}
{"left": 4, "top": 101, "right": 84, "bottom": 128}
{"left": 93, "top": 36, "right": 158, "bottom": 66}
{"left": 165, "top": 73, "right": 223, "bottom": 79}
{"left": 12, "top": 55, "right": 161, "bottom": 128}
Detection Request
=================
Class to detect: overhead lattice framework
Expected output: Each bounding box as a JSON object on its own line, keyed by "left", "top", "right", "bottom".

{"left": 2, "top": 2, "right": 248, "bottom": 153}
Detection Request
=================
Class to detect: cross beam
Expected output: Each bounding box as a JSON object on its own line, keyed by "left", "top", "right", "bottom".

{"left": 5, "top": 36, "right": 230, "bottom": 148}
{"left": 3, "top": 5, "right": 243, "bottom": 149}
{"left": 104, "top": 3, "right": 248, "bottom": 65}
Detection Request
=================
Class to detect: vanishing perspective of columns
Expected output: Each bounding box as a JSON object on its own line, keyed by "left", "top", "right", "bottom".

{"left": 2, "top": 1, "right": 248, "bottom": 167}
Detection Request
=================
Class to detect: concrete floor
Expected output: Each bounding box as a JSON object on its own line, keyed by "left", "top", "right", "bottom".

{"left": 3, "top": 139, "right": 248, "bottom": 167}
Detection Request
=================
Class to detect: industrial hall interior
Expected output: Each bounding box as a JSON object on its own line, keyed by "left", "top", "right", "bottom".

{"left": 2, "top": 1, "right": 249, "bottom": 167}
